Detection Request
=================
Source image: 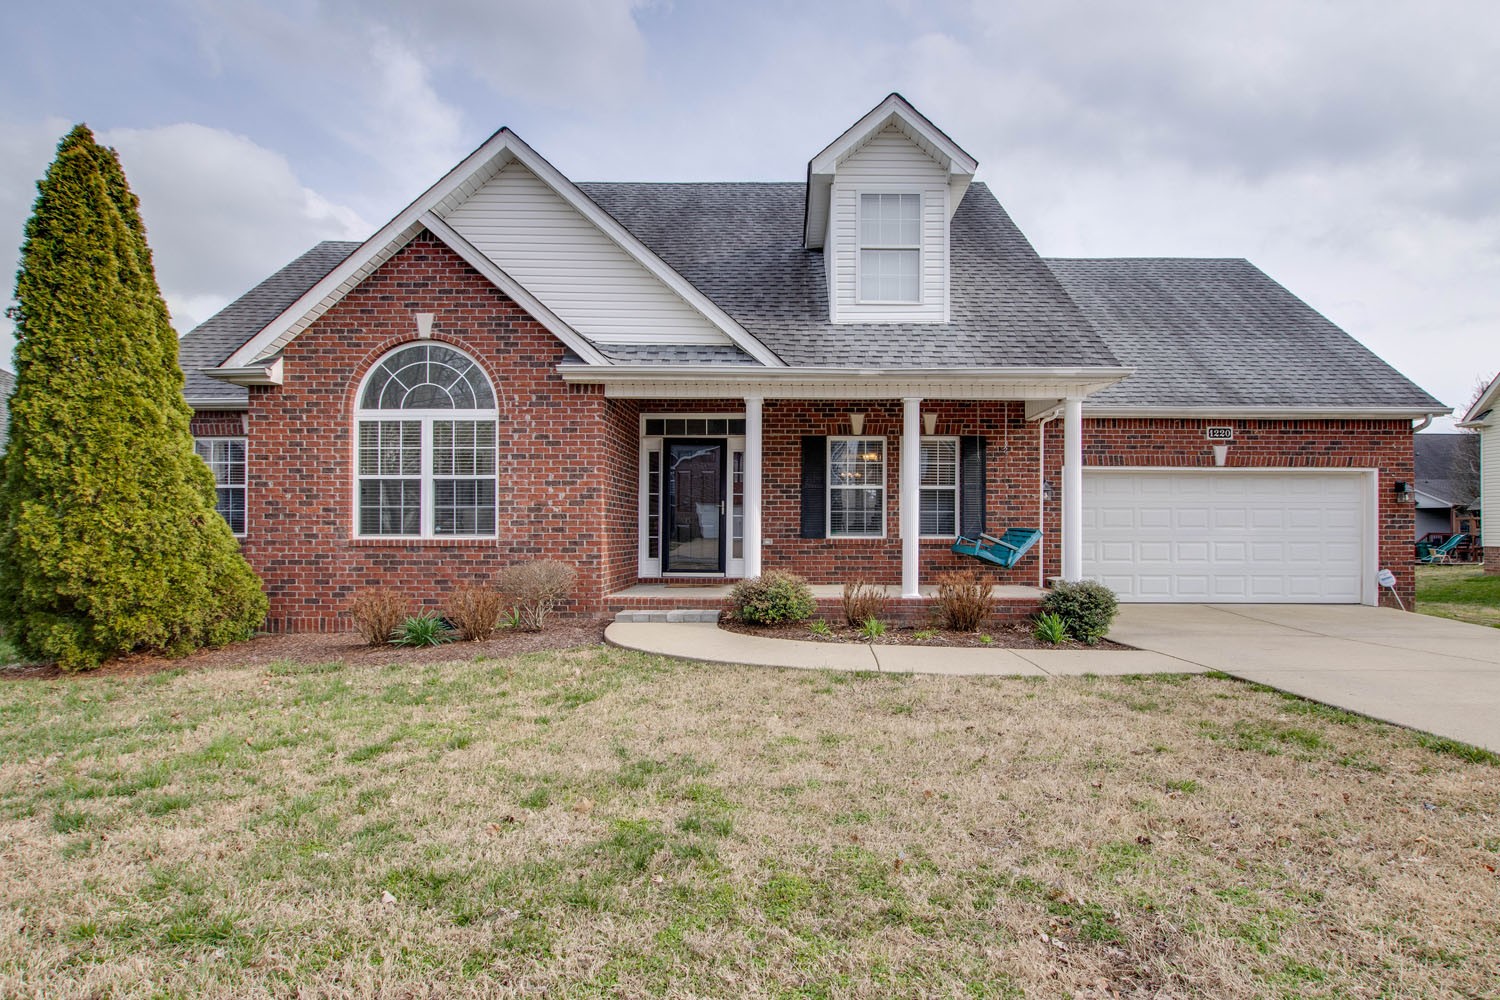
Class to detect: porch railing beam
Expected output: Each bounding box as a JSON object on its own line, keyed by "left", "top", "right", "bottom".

{"left": 744, "top": 396, "right": 763, "bottom": 578}
{"left": 1061, "top": 395, "right": 1084, "bottom": 582}
{"left": 901, "top": 397, "right": 922, "bottom": 598}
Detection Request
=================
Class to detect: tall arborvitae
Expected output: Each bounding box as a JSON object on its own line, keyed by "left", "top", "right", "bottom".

{"left": 0, "top": 125, "right": 266, "bottom": 670}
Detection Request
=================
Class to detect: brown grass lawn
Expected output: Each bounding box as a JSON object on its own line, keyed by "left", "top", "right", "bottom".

{"left": 2, "top": 645, "right": 1498, "bottom": 998}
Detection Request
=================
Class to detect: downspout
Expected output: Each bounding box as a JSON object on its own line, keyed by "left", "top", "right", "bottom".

{"left": 1036, "top": 406, "right": 1064, "bottom": 589}
{"left": 1412, "top": 414, "right": 1433, "bottom": 433}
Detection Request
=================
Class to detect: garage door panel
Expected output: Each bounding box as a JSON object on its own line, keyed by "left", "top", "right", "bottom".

{"left": 1083, "top": 472, "right": 1366, "bottom": 604}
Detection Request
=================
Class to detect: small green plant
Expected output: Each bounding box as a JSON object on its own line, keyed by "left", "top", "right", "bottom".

{"left": 977, "top": 634, "right": 993, "bottom": 645}
{"left": 498, "top": 607, "right": 524, "bottom": 630}
{"left": 806, "top": 619, "right": 833, "bottom": 637}
{"left": 1040, "top": 580, "right": 1119, "bottom": 645}
{"left": 390, "top": 612, "right": 455, "bottom": 647}
{"left": 731, "top": 570, "right": 816, "bottom": 625}
{"left": 912, "top": 628, "right": 938, "bottom": 641}
{"left": 1033, "top": 611, "right": 1068, "bottom": 645}
{"left": 858, "top": 617, "right": 887, "bottom": 641}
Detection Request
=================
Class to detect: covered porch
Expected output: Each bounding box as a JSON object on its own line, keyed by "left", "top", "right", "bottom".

{"left": 566, "top": 363, "right": 1130, "bottom": 602}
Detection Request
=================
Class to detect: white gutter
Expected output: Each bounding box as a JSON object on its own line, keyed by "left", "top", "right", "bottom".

{"left": 1083, "top": 405, "right": 1451, "bottom": 420}
{"left": 206, "top": 357, "right": 283, "bottom": 387}
{"left": 185, "top": 396, "right": 249, "bottom": 411}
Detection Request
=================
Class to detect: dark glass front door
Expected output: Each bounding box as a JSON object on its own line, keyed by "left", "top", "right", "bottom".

{"left": 664, "top": 440, "right": 725, "bottom": 573}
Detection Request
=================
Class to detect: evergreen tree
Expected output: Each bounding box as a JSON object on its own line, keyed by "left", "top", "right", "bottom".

{"left": 0, "top": 125, "right": 266, "bottom": 670}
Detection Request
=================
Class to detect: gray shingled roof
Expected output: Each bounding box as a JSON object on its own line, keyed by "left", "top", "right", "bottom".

{"left": 177, "top": 241, "right": 360, "bottom": 405}
{"left": 1414, "top": 433, "right": 1481, "bottom": 506}
{"left": 595, "top": 343, "right": 758, "bottom": 365}
{"left": 1045, "top": 258, "right": 1445, "bottom": 410}
{"left": 579, "top": 182, "right": 1120, "bottom": 368}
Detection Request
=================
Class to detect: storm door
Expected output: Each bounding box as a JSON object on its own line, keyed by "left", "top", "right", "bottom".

{"left": 663, "top": 440, "right": 725, "bottom": 573}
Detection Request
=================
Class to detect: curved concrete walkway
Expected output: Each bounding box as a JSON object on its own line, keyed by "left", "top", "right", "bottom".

{"left": 604, "top": 621, "right": 1198, "bottom": 677}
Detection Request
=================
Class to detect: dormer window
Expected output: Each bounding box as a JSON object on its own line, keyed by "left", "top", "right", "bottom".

{"left": 858, "top": 193, "right": 921, "bottom": 303}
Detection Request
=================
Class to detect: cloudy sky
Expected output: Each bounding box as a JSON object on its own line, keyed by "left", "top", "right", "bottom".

{"left": 3, "top": 0, "right": 1496, "bottom": 427}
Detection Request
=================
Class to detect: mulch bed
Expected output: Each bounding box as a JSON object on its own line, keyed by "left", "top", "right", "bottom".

{"left": 719, "top": 617, "right": 1127, "bottom": 650}
{"left": 0, "top": 618, "right": 611, "bottom": 682}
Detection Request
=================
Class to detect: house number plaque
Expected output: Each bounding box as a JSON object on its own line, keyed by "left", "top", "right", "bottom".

{"left": 1205, "top": 426, "right": 1235, "bottom": 441}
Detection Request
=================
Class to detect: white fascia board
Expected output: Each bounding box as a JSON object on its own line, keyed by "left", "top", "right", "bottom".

{"left": 558, "top": 364, "right": 1132, "bottom": 400}
{"left": 804, "top": 93, "right": 978, "bottom": 249}
{"left": 484, "top": 133, "right": 785, "bottom": 368}
{"left": 1460, "top": 371, "right": 1500, "bottom": 425}
{"left": 1082, "top": 405, "right": 1453, "bottom": 420}
{"left": 221, "top": 127, "right": 782, "bottom": 371}
{"left": 1414, "top": 489, "right": 1455, "bottom": 508}
{"left": 184, "top": 396, "right": 249, "bottom": 411}
{"left": 206, "top": 357, "right": 283, "bottom": 387}
{"left": 420, "top": 213, "right": 610, "bottom": 366}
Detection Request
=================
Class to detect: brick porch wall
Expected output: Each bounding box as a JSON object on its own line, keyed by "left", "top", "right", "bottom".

{"left": 1486, "top": 548, "right": 1499, "bottom": 573}
{"left": 239, "top": 233, "right": 618, "bottom": 632}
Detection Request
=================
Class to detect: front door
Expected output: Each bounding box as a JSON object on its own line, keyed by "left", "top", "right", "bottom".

{"left": 664, "top": 439, "right": 725, "bottom": 573}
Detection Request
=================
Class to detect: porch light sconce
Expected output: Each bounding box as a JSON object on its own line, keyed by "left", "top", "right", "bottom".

{"left": 1394, "top": 480, "right": 1414, "bottom": 503}
{"left": 1212, "top": 444, "right": 1229, "bottom": 467}
{"left": 923, "top": 412, "right": 937, "bottom": 436}
{"left": 848, "top": 412, "right": 865, "bottom": 435}
{"left": 1041, "top": 479, "right": 1054, "bottom": 503}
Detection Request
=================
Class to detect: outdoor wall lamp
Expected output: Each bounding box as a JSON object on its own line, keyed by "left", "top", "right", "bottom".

{"left": 848, "top": 412, "right": 864, "bottom": 435}
{"left": 1042, "top": 479, "right": 1055, "bottom": 502}
{"left": 1394, "top": 480, "right": 1414, "bottom": 503}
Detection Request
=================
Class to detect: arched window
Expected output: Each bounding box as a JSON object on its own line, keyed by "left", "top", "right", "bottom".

{"left": 354, "top": 343, "right": 497, "bottom": 537}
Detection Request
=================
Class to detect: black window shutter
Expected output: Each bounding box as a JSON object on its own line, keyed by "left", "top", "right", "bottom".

{"left": 959, "top": 435, "right": 986, "bottom": 537}
{"left": 800, "top": 436, "right": 827, "bottom": 539}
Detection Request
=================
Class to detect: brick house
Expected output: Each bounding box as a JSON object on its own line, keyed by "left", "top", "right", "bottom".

{"left": 178, "top": 95, "right": 1448, "bottom": 631}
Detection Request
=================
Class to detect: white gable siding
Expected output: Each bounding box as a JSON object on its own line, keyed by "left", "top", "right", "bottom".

{"left": 828, "top": 125, "right": 949, "bottom": 324}
{"left": 443, "top": 162, "right": 732, "bottom": 346}
{"left": 1483, "top": 427, "right": 1498, "bottom": 546}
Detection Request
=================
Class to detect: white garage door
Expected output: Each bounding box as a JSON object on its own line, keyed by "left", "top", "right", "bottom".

{"left": 1082, "top": 471, "right": 1369, "bottom": 603}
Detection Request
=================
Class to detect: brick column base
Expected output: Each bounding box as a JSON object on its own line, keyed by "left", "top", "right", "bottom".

{"left": 1485, "top": 548, "right": 1499, "bottom": 574}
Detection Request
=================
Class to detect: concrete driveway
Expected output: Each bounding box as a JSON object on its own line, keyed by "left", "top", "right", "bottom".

{"left": 1109, "top": 604, "right": 1500, "bottom": 752}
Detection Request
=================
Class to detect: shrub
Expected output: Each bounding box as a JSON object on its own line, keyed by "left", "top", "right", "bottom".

{"left": 446, "top": 585, "right": 506, "bottom": 641}
{"left": 0, "top": 126, "right": 267, "bottom": 670}
{"left": 391, "top": 612, "right": 455, "bottom": 647}
{"left": 858, "top": 617, "right": 887, "bottom": 641}
{"left": 496, "top": 560, "right": 577, "bottom": 632}
{"left": 933, "top": 570, "right": 992, "bottom": 632}
{"left": 730, "top": 570, "right": 815, "bottom": 625}
{"left": 841, "top": 580, "right": 889, "bottom": 626}
{"left": 1041, "top": 580, "right": 1119, "bottom": 645}
{"left": 347, "top": 590, "right": 408, "bottom": 646}
{"left": 1033, "top": 611, "right": 1068, "bottom": 645}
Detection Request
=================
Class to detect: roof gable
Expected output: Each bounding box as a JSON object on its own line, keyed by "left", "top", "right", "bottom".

{"left": 804, "top": 93, "right": 978, "bottom": 250}
{"left": 1460, "top": 370, "right": 1500, "bottom": 427}
{"left": 220, "top": 129, "right": 783, "bottom": 373}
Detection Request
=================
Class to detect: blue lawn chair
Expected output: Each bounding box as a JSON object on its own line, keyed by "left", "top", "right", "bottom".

{"left": 1418, "top": 533, "right": 1467, "bottom": 564}
{"left": 951, "top": 528, "right": 1042, "bottom": 569}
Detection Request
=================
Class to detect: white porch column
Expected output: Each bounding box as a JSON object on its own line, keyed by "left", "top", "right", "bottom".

{"left": 744, "top": 396, "right": 763, "bottom": 578}
{"left": 1061, "top": 396, "right": 1084, "bottom": 582}
{"left": 901, "top": 397, "right": 922, "bottom": 598}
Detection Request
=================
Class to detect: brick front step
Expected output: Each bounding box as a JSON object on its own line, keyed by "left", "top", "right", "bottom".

{"left": 605, "top": 594, "right": 1044, "bottom": 627}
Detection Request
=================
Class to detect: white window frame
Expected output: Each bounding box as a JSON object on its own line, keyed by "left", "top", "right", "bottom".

{"left": 918, "top": 436, "right": 961, "bottom": 539}
{"left": 352, "top": 345, "right": 499, "bottom": 540}
{"left": 855, "top": 191, "right": 923, "bottom": 305}
{"left": 827, "top": 436, "right": 888, "bottom": 539}
{"left": 194, "top": 436, "right": 247, "bottom": 537}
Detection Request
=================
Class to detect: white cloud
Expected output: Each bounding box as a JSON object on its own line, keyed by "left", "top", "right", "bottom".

{"left": 101, "top": 124, "right": 370, "bottom": 331}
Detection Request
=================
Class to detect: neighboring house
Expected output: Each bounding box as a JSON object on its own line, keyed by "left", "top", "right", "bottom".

{"left": 0, "top": 369, "right": 13, "bottom": 451}
{"left": 177, "top": 94, "right": 1448, "bottom": 632}
{"left": 1458, "top": 372, "right": 1499, "bottom": 571}
{"left": 1412, "top": 433, "right": 1481, "bottom": 546}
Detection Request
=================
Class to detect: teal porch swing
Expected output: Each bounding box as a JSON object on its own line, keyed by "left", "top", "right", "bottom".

{"left": 950, "top": 528, "right": 1043, "bottom": 570}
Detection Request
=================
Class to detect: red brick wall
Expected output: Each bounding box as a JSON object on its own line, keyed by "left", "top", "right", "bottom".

{"left": 189, "top": 411, "right": 246, "bottom": 437}
{"left": 1040, "top": 418, "right": 1416, "bottom": 608}
{"left": 757, "top": 399, "right": 1046, "bottom": 587}
{"left": 240, "top": 233, "right": 619, "bottom": 632}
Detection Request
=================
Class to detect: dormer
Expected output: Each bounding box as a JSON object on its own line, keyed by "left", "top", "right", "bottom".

{"left": 804, "top": 94, "right": 978, "bottom": 324}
